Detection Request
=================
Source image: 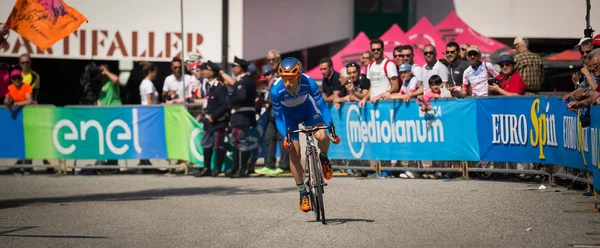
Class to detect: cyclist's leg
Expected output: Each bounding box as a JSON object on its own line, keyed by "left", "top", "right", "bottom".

{"left": 286, "top": 119, "right": 304, "bottom": 185}
{"left": 285, "top": 118, "right": 310, "bottom": 212}
{"left": 289, "top": 139, "right": 303, "bottom": 185}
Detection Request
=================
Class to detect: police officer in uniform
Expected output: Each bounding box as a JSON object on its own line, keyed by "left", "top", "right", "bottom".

{"left": 219, "top": 56, "right": 257, "bottom": 178}
{"left": 194, "top": 61, "right": 230, "bottom": 177}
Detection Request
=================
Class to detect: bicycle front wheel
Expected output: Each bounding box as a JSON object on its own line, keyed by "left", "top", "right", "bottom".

{"left": 311, "top": 149, "right": 326, "bottom": 224}
{"left": 306, "top": 151, "right": 320, "bottom": 222}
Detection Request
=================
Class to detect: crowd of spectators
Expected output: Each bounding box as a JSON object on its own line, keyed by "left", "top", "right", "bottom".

{"left": 3, "top": 31, "right": 600, "bottom": 180}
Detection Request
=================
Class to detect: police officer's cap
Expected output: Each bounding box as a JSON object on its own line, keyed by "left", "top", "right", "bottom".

{"left": 206, "top": 60, "right": 221, "bottom": 72}
{"left": 233, "top": 56, "right": 250, "bottom": 70}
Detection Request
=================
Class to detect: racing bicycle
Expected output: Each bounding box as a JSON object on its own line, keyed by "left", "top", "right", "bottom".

{"left": 284, "top": 121, "right": 340, "bottom": 224}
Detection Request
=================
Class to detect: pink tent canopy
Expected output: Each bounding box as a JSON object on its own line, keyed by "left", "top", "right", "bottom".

{"left": 435, "top": 11, "right": 507, "bottom": 55}
{"left": 405, "top": 17, "right": 446, "bottom": 66}
{"left": 306, "top": 32, "right": 371, "bottom": 80}
{"left": 379, "top": 24, "right": 410, "bottom": 61}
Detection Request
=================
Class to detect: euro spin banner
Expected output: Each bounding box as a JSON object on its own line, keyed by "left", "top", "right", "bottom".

{"left": 327, "top": 99, "right": 480, "bottom": 161}
{"left": 476, "top": 97, "right": 589, "bottom": 169}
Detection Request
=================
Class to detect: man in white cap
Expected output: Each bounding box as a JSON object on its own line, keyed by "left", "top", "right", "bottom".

{"left": 513, "top": 37, "right": 543, "bottom": 95}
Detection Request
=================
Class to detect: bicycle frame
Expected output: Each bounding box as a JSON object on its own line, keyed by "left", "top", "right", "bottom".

{"left": 304, "top": 132, "right": 326, "bottom": 188}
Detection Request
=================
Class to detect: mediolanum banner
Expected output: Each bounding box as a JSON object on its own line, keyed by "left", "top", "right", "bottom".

{"left": 0, "top": 0, "right": 236, "bottom": 62}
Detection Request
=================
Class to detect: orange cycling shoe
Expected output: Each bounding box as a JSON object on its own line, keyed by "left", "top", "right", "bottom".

{"left": 320, "top": 153, "right": 333, "bottom": 180}
{"left": 299, "top": 194, "right": 311, "bottom": 212}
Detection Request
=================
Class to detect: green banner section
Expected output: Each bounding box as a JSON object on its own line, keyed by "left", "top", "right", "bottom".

{"left": 164, "top": 105, "right": 200, "bottom": 163}
{"left": 23, "top": 106, "right": 58, "bottom": 159}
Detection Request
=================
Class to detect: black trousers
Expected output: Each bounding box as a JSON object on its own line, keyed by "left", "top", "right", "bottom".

{"left": 264, "top": 121, "right": 289, "bottom": 170}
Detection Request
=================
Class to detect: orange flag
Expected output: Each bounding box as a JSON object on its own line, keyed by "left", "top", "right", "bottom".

{"left": 5, "top": 0, "right": 88, "bottom": 51}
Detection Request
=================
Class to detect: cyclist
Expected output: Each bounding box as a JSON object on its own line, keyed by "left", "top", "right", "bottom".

{"left": 270, "top": 57, "right": 334, "bottom": 212}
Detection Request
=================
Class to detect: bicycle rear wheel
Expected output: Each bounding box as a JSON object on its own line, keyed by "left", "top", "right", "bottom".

{"left": 311, "top": 149, "right": 326, "bottom": 224}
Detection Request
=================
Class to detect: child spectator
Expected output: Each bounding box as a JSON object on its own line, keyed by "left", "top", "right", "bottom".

{"left": 382, "top": 63, "right": 418, "bottom": 102}
{"left": 417, "top": 75, "right": 450, "bottom": 112}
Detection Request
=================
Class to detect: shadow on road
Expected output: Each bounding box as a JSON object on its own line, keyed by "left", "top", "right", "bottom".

{"left": 0, "top": 186, "right": 295, "bottom": 210}
{"left": 0, "top": 226, "right": 109, "bottom": 239}
{"left": 307, "top": 218, "right": 375, "bottom": 225}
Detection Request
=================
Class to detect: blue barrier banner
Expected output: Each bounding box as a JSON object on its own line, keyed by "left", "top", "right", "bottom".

{"left": 328, "top": 99, "right": 480, "bottom": 161}
{"left": 590, "top": 107, "right": 600, "bottom": 190}
{"left": 477, "top": 97, "right": 589, "bottom": 169}
{"left": 0, "top": 107, "right": 25, "bottom": 158}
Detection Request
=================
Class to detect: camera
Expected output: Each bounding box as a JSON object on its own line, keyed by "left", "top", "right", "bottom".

{"left": 84, "top": 63, "right": 103, "bottom": 78}
{"left": 488, "top": 78, "right": 499, "bottom": 85}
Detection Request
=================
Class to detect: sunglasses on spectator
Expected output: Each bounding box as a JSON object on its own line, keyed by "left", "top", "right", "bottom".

{"left": 267, "top": 58, "right": 279, "bottom": 62}
{"left": 445, "top": 50, "right": 457, "bottom": 55}
{"left": 172, "top": 66, "right": 181, "bottom": 70}
{"left": 371, "top": 48, "right": 382, "bottom": 52}
{"left": 423, "top": 51, "right": 435, "bottom": 56}
{"left": 499, "top": 63, "right": 513, "bottom": 68}
{"left": 460, "top": 48, "right": 467, "bottom": 51}
{"left": 20, "top": 61, "right": 31, "bottom": 65}
{"left": 581, "top": 50, "right": 593, "bottom": 56}
{"left": 467, "top": 51, "right": 479, "bottom": 57}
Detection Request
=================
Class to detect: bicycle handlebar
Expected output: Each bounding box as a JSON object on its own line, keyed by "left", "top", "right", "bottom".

{"left": 283, "top": 121, "right": 340, "bottom": 150}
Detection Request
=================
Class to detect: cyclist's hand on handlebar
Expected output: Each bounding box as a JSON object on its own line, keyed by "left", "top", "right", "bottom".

{"left": 329, "top": 133, "right": 340, "bottom": 144}
{"left": 283, "top": 137, "right": 293, "bottom": 150}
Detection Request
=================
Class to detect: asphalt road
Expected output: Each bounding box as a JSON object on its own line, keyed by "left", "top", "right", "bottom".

{"left": 0, "top": 175, "right": 599, "bottom": 248}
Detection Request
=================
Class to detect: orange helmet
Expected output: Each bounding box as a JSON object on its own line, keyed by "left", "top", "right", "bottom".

{"left": 278, "top": 57, "right": 303, "bottom": 80}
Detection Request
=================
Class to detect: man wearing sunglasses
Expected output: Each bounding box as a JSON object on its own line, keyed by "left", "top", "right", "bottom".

{"left": 488, "top": 54, "right": 525, "bottom": 96}
{"left": 444, "top": 42, "right": 470, "bottom": 91}
{"left": 574, "top": 38, "right": 597, "bottom": 90}
{"left": 18, "top": 54, "right": 40, "bottom": 103}
{"left": 450, "top": 46, "right": 499, "bottom": 97}
{"left": 459, "top": 43, "right": 470, "bottom": 60}
{"left": 361, "top": 39, "right": 399, "bottom": 107}
{"left": 567, "top": 49, "right": 600, "bottom": 110}
{"left": 563, "top": 39, "right": 599, "bottom": 104}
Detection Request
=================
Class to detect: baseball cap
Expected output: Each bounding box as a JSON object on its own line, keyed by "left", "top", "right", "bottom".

{"left": 593, "top": 34, "right": 600, "bottom": 47}
{"left": 575, "top": 37, "right": 592, "bottom": 48}
{"left": 398, "top": 63, "right": 411, "bottom": 72}
{"left": 513, "top": 36, "right": 528, "bottom": 46}
{"left": 10, "top": 69, "right": 22, "bottom": 78}
{"left": 466, "top": 45, "right": 480, "bottom": 54}
{"left": 261, "top": 64, "right": 273, "bottom": 75}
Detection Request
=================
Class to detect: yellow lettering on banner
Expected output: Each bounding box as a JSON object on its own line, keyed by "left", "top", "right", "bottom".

{"left": 577, "top": 109, "right": 588, "bottom": 165}
{"left": 530, "top": 99, "right": 547, "bottom": 159}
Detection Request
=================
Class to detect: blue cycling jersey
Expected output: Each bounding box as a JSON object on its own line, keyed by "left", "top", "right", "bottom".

{"left": 270, "top": 74, "right": 333, "bottom": 140}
